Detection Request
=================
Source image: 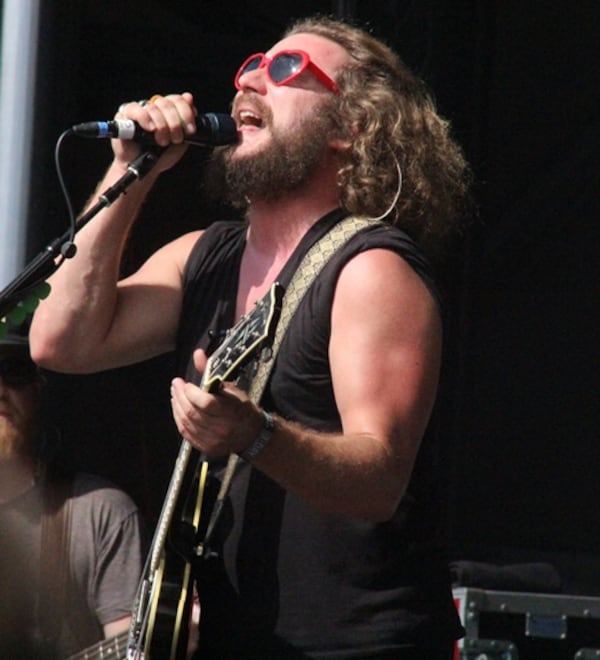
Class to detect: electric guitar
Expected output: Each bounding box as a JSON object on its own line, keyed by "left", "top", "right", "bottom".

{"left": 127, "top": 282, "right": 283, "bottom": 660}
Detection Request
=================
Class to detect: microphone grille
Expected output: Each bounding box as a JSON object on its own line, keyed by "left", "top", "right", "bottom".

{"left": 204, "top": 113, "right": 238, "bottom": 145}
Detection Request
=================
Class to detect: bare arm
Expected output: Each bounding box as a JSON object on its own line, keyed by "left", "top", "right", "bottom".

{"left": 103, "top": 615, "right": 131, "bottom": 640}
{"left": 30, "top": 94, "right": 200, "bottom": 373}
{"left": 170, "top": 249, "right": 442, "bottom": 521}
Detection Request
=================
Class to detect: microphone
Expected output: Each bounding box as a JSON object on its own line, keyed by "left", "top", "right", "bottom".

{"left": 71, "top": 112, "right": 238, "bottom": 147}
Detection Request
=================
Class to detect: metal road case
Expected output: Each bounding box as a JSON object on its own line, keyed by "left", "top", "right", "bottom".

{"left": 453, "top": 587, "right": 600, "bottom": 659}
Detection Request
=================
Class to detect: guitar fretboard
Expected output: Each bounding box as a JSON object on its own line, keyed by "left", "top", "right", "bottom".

{"left": 66, "top": 629, "right": 128, "bottom": 660}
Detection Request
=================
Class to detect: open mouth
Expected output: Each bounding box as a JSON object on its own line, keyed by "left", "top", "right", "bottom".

{"left": 238, "top": 109, "right": 264, "bottom": 129}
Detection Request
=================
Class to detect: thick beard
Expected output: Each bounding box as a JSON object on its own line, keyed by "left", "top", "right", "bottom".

{"left": 0, "top": 420, "right": 31, "bottom": 462}
{"left": 0, "top": 392, "right": 39, "bottom": 462}
{"left": 204, "top": 103, "right": 336, "bottom": 208}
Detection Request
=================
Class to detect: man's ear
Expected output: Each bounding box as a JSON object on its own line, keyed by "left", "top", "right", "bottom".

{"left": 328, "top": 136, "right": 352, "bottom": 152}
{"left": 328, "top": 120, "right": 359, "bottom": 153}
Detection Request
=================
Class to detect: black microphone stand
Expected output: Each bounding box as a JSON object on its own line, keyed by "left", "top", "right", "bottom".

{"left": 0, "top": 148, "right": 161, "bottom": 328}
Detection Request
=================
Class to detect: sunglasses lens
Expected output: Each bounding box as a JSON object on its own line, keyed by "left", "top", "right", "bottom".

{"left": 240, "top": 54, "right": 263, "bottom": 77}
{"left": 269, "top": 52, "right": 304, "bottom": 84}
{"left": 0, "top": 359, "right": 38, "bottom": 387}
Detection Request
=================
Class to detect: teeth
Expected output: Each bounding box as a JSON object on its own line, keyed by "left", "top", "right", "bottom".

{"left": 239, "top": 110, "right": 262, "bottom": 127}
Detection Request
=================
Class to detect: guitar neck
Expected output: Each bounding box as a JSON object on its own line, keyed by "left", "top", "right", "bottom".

{"left": 148, "top": 437, "right": 195, "bottom": 574}
{"left": 66, "top": 629, "right": 128, "bottom": 660}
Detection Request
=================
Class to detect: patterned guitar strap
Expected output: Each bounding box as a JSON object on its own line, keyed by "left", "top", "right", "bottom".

{"left": 203, "top": 215, "right": 382, "bottom": 541}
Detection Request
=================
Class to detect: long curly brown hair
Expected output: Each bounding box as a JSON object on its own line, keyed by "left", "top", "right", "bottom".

{"left": 285, "top": 16, "right": 472, "bottom": 254}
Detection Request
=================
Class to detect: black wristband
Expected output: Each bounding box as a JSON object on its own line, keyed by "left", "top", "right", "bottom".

{"left": 240, "top": 410, "right": 275, "bottom": 461}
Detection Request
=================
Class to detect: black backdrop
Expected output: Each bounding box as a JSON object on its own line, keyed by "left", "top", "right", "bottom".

{"left": 23, "top": 1, "right": 600, "bottom": 594}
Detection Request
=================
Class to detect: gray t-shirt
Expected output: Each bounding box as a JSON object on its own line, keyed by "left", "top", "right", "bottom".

{"left": 0, "top": 471, "right": 144, "bottom": 658}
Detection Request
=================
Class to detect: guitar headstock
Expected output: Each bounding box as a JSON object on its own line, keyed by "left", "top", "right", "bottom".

{"left": 202, "top": 282, "right": 284, "bottom": 393}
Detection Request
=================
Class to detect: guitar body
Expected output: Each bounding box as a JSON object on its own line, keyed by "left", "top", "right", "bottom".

{"left": 142, "top": 459, "right": 207, "bottom": 660}
{"left": 127, "top": 283, "right": 283, "bottom": 659}
{"left": 144, "top": 560, "right": 192, "bottom": 660}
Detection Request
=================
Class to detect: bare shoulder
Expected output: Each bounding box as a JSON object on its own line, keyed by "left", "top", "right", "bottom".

{"left": 334, "top": 248, "right": 440, "bottom": 324}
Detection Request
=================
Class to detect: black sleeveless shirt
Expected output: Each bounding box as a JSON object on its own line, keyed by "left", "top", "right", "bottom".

{"left": 176, "top": 210, "right": 463, "bottom": 658}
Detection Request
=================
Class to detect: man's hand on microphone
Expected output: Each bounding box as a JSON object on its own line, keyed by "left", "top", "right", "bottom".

{"left": 112, "top": 92, "right": 197, "bottom": 172}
